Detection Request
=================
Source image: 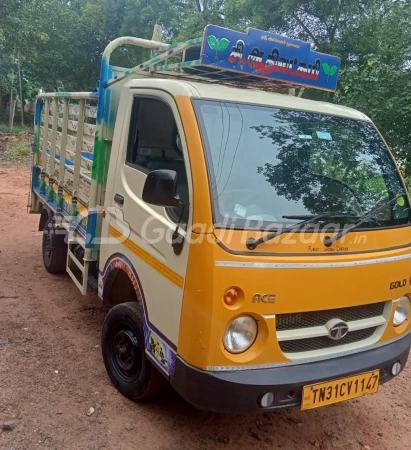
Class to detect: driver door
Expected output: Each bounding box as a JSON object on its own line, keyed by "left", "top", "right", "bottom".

{"left": 102, "top": 89, "right": 192, "bottom": 352}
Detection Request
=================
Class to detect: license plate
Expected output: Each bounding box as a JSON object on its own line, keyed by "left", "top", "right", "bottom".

{"left": 301, "top": 370, "right": 380, "bottom": 410}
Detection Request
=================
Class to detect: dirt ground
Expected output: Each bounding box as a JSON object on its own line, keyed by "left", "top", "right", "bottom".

{"left": 0, "top": 165, "right": 410, "bottom": 450}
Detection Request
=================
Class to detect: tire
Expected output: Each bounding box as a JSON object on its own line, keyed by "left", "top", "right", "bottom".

{"left": 101, "top": 302, "right": 164, "bottom": 400}
{"left": 42, "top": 216, "right": 68, "bottom": 274}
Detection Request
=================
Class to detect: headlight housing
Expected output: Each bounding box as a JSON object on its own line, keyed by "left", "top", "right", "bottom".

{"left": 393, "top": 296, "right": 410, "bottom": 326}
{"left": 223, "top": 315, "right": 258, "bottom": 354}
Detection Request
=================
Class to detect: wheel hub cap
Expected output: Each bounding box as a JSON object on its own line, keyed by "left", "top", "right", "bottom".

{"left": 112, "top": 328, "right": 141, "bottom": 379}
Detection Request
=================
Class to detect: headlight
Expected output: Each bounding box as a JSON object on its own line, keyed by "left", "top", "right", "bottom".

{"left": 223, "top": 315, "right": 258, "bottom": 354}
{"left": 393, "top": 296, "right": 410, "bottom": 326}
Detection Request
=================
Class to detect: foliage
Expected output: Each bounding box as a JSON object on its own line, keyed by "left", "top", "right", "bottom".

{"left": 335, "top": 3, "right": 411, "bottom": 175}
{"left": 5, "top": 138, "right": 31, "bottom": 157}
{"left": 0, "top": 123, "right": 33, "bottom": 134}
{"left": 0, "top": 130, "right": 32, "bottom": 166}
{"left": 0, "top": 0, "right": 410, "bottom": 177}
{"left": 172, "top": 0, "right": 225, "bottom": 41}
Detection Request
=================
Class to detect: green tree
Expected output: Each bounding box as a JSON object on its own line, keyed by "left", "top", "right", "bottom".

{"left": 173, "top": 0, "right": 225, "bottom": 41}
{"left": 225, "top": 0, "right": 411, "bottom": 178}
{"left": 336, "top": 4, "right": 411, "bottom": 180}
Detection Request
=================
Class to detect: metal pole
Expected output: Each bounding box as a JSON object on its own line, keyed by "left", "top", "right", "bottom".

{"left": 8, "top": 49, "right": 15, "bottom": 133}
{"left": 18, "top": 51, "right": 24, "bottom": 125}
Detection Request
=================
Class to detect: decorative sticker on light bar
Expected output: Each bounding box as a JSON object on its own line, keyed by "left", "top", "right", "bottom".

{"left": 201, "top": 25, "right": 341, "bottom": 91}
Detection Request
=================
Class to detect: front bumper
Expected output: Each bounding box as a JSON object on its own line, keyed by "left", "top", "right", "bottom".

{"left": 170, "top": 333, "right": 411, "bottom": 413}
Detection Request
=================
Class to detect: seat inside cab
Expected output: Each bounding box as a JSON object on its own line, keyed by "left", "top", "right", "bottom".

{"left": 127, "top": 97, "right": 189, "bottom": 224}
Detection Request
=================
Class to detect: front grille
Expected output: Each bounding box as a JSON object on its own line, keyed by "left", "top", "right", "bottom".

{"left": 279, "top": 327, "right": 377, "bottom": 353}
{"left": 276, "top": 302, "right": 385, "bottom": 331}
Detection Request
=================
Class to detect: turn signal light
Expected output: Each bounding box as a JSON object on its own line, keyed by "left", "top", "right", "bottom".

{"left": 224, "top": 287, "right": 242, "bottom": 306}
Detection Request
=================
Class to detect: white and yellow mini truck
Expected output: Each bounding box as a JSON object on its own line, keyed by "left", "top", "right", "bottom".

{"left": 29, "top": 24, "right": 411, "bottom": 412}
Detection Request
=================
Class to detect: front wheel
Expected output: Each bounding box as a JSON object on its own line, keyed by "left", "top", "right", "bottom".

{"left": 101, "top": 302, "right": 164, "bottom": 400}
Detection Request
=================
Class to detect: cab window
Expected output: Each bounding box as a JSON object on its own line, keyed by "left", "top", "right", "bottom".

{"left": 127, "top": 97, "right": 188, "bottom": 223}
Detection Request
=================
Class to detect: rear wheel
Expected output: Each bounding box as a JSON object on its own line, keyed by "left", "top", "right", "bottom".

{"left": 101, "top": 302, "right": 164, "bottom": 400}
{"left": 42, "top": 216, "right": 67, "bottom": 274}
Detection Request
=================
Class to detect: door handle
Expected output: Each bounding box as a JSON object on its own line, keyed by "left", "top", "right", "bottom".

{"left": 114, "top": 193, "right": 124, "bottom": 205}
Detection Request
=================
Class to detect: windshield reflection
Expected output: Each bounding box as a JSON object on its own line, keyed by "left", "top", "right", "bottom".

{"left": 195, "top": 100, "right": 410, "bottom": 229}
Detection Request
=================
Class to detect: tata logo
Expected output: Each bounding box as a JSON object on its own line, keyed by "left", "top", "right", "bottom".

{"left": 326, "top": 319, "right": 349, "bottom": 341}
{"left": 253, "top": 293, "right": 276, "bottom": 304}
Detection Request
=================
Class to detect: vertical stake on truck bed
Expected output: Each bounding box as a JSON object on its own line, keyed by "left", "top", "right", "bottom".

{"left": 73, "top": 99, "right": 85, "bottom": 194}
{"left": 49, "top": 97, "right": 58, "bottom": 177}
{"left": 59, "top": 98, "right": 69, "bottom": 188}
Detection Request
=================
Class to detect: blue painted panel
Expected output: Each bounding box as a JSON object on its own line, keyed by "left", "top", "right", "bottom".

{"left": 32, "top": 166, "right": 40, "bottom": 190}
{"left": 201, "top": 25, "right": 341, "bottom": 91}
{"left": 85, "top": 209, "right": 98, "bottom": 249}
{"left": 81, "top": 152, "right": 94, "bottom": 161}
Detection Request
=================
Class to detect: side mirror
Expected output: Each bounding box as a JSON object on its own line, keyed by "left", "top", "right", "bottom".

{"left": 142, "top": 169, "right": 180, "bottom": 208}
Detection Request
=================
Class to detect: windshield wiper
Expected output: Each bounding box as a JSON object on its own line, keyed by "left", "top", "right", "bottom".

{"left": 323, "top": 194, "right": 406, "bottom": 247}
{"left": 246, "top": 213, "right": 335, "bottom": 250}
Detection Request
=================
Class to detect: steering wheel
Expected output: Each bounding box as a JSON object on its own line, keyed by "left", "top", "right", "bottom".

{"left": 310, "top": 173, "right": 364, "bottom": 215}
{"left": 312, "top": 173, "right": 362, "bottom": 203}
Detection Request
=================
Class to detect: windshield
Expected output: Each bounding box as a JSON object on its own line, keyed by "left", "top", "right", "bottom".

{"left": 194, "top": 99, "right": 410, "bottom": 229}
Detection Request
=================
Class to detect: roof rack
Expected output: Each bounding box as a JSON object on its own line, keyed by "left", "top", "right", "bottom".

{"left": 102, "top": 24, "right": 341, "bottom": 93}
